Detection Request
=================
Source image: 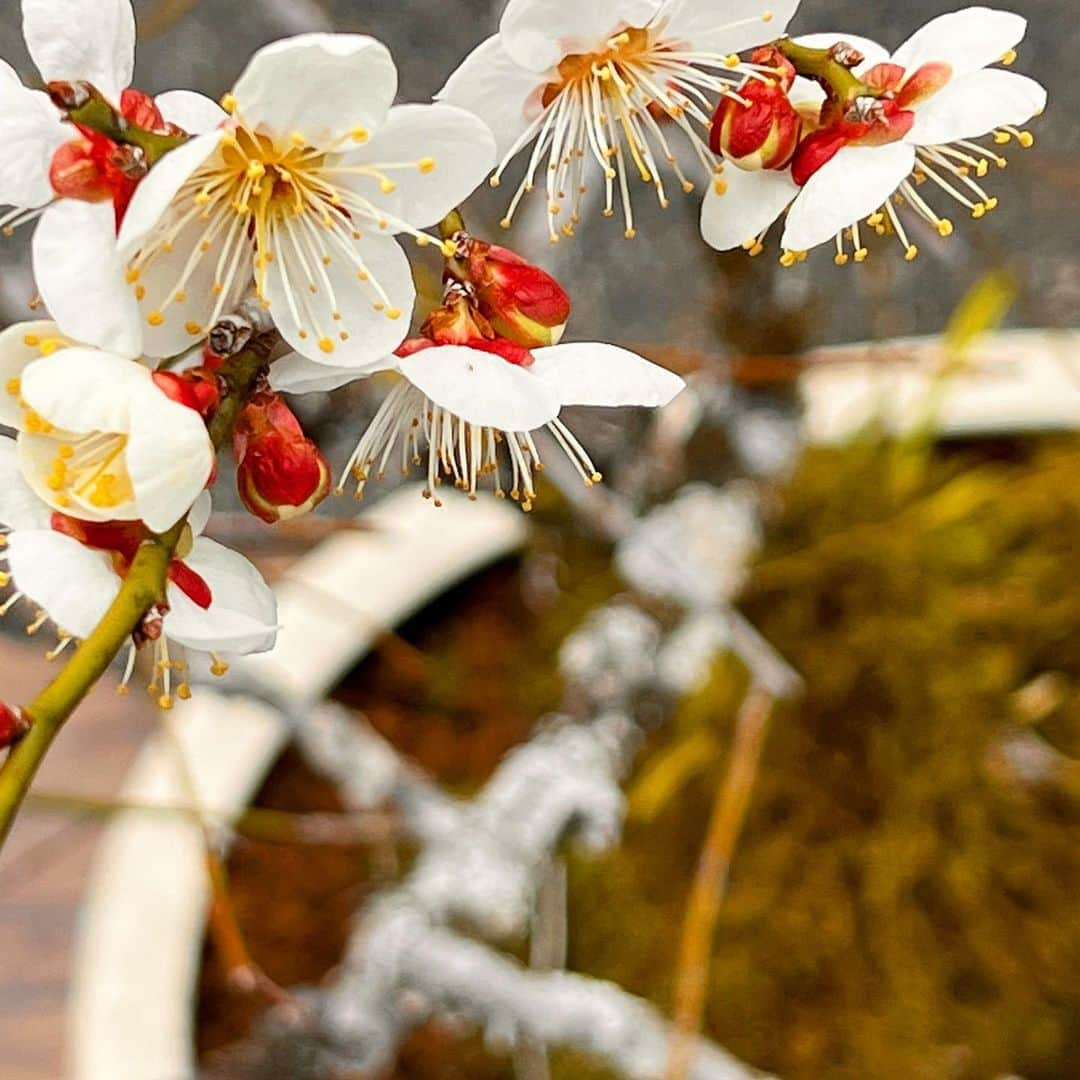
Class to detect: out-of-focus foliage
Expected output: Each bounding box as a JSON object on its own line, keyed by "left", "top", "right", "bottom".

{"left": 568, "top": 436, "right": 1080, "bottom": 1080}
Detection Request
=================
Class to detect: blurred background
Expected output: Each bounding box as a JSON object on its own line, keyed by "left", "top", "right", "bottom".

{"left": 1, "top": 2, "right": 1078, "bottom": 1079}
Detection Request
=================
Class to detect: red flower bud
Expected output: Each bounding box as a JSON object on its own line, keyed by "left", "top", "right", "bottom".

{"left": 233, "top": 392, "right": 331, "bottom": 524}
{"left": 711, "top": 78, "right": 802, "bottom": 172}
{"left": 49, "top": 137, "right": 115, "bottom": 203}
{"left": 152, "top": 369, "right": 222, "bottom": 418}
{"left": 119, "top": 89, "right": 166, "bottom": 132}
{"left": 445, "top": 235, "right": 570, "bottom": 348}
{"left": 421, "top": 288, "right": 494, "bottom": 346}
{"left": 0, "top": 703, "right": 30, "bottom": 749}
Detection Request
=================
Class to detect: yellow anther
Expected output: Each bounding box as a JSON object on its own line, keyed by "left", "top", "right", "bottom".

{"left": 713, "top": 178, "right": 727, "bottom": 195}
{"left": 489, "top": 175, "right": 502, "bottom": 188}
{"left": 174, "top": 290, "right": 187, "bottom": 303}
{"left": 290, "top": 131, "right": 306, "bottom": 146}
{"left": 762, "top": 10, "right": 774, "bottom": 21}
{"left": 724, "top": 54, "right": 741, "bottom": 68}
{"left": 681, "top": 180, "right": 695, "bottom": 194}
{"left": 499, "top": 217, "right": 512, "bottom": 229}
{"left": 905, "top": 244, "right": 919, "bottom": 261}
{"left": 59, "top": 445, "right": 74, "bottom": 459}
{"left": 418, "top": 157, "right": 436, "bottom": 174}
{"left": 1001, "top": 49, "right": 1017, "bottom": 65}
{"left": 221, "top": 93, "right": 237, "bottom": 113}
{"left": 5, "top": 378, "right": 20, "bottom": 396}
{"left": 147, "top": 311, "right": 165, "bottom": 327}
{"left": 994, "top": 130, "right": 1012, "bottom": 144}
{"left": 853, "top": 248, "right": 868, "bottom": 263}
{"left": 351, "top": 127, "right": 369, "bottom": 143}
{"left": 38, "top": 338, "right": 60, "bottom": 356}
{"left": 625, "top": 228, "right": 637, "bottom": 239}
{"left": 779, "top": 250, "right": 798, "bottom": 268}
{"left": 386, "top": 308, "right": 403, "bottom": 320}
{"left": 866, "top": 213, "right": 884, "bottom": 227}
{"left": 135, "top": 285, "right": 147, "bottom": 301}
{"left": 380, "top": 179, "right": 397, "bottom": 194}
{"left": 195, "top": 191, "right": 212, "bottom": 206}
{"left": 177, "top": 684, "right": 192, "bottom": 701}
{"left": 747, "top": 241, "right": 764, "bottom": 257}
{"left": 984, "top": 196, "right": 999, "bottom": 211}
{"left": 1017, "top": 130, "right": 1034, "bottom": 148}
{"left": 158, "top": 694, "right": 175, "bottom": 712}
{"left": 319, "top": 337, "right": 335, "bottom": 354}
{"left": 125, "top": 270, "right": 140, "bottom": 285}
{"left": 976, "top": 159, "right": 989, "bottom": 178}
{"left": 834, "top": 253, "right": 849, "bottom": 266}
{"left": 210, "top": 659, "right": 230, "bottom": 677}
{"left": 937, "top": 219, "right": 954, "bottom": 237}
{"left": 971, "top": 202, "right": 986, "bottom": 219}
{"left": 22, "top": 334, "right": 40, "bottom": 347}
{"left": 246, "top": 161, "right": 266, "bottom": 180}
{"left": 0, "top": 572, "right": 9, "bottom": 588}
{"left": 186, "top": 321, "right": 202, "bottom": 336}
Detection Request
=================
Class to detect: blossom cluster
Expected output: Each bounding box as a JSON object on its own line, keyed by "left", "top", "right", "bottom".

{"left": 0, "top": 0, "right": 1046, "bottom": 713}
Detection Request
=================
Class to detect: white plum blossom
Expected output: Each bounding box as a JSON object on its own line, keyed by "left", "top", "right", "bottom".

{"left": 330, "top": 339, "right": 685, "bottom": 510}
{"left": 0, "top": 445, "right": 278, "bottom": 703}
{"left": 701, "top": 7, "right": 1047, "bottom": 262}
{"left": 0, "top": 320, "right": 214, "bottom": 533}
{"left": 437, "top": 0, "right": 800, "bottom": 241}
{"left": 113, "top": 34, "right": 496, "bottom": 367}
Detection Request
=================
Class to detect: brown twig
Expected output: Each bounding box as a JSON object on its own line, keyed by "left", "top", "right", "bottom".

{"left": 663, "top": 686, "right": 776, "bottom": 1080}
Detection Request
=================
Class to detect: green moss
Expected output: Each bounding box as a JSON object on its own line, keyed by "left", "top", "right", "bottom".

{"left": 563, "top": 437, "right": 1080, "bottom": 1080}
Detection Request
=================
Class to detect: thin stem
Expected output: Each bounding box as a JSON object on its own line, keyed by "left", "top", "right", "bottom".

{"left": 67, "top": 92, "right": 188, "bottom": 166}
{"left": 775, "top": 38, "right": 884, "bottom": 107}
{"left": 0, "top": 340, "right": 272, "bottom": 855}
{"left": 663, "top": 686, "right": 776, "bottom": 1080}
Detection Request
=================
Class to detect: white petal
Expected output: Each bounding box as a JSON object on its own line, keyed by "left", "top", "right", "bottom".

{"left": 18, "top": 430, "right": 138, "bottom": 522}
{"left": 263, "top": 232, "right": 414, "bottom": 368}
{"left": 500, "top": 0, "right": 661, "bottom": 72}
{"left": 155, "top": 90, "right": 228, "bottom": 135}
{"left": 6, "top": 529, "right": 120, "bottom": 638}
{"left": 22, "top": 0, "right": 135, "bottom": 103}
{"left": 117, "top": 130, "right": 224, "bottom": 255}
{"left": 908, "top": 70, "right": 1046, "bottom": 145}
{"left": 892, "top": 7, "right": 1028, "bottom": 80}
{"left": 0, "top": 79, "right": 68, "bottom": 210}
{"left": 436, "top": 35, "right": 548, "bottom": 160}
{"left": 269, "top": 352, "right": 372, "bottom": 394}
{"left": 700, "top": 165, "right": 797, "bottom": 251}
{"left": 231, "top": 34, "right": 397, "bottom": 146}
{"left": 0, "top": 319, "right": 71, "bottom": 429}
{"left": 187, "top": 491, "right": 212, "bottom": 538}
{"left": 663, "top": 0, "right": 800, "bottom": 56}
{"left": 530, "top": 342, "right": 685, "bottom": 408}
{"left": 21, "top": 346, "right": 150, "bottom": 433}
{"left": 166, "top": 538, "right": 278, "bottom": 655}
{"left": 33, "top": 201, "right": 143, "bottom": 356}
{"left": 793, "top": 33, "right": 892, "bottom": 74}
{"left": 338, "top": 104, "right": 496, "bottom": 229}
{"left": 399, "top": 345, "right": 561, "bottom": 430}
{"left": 126, "top": 387, "right": 214, "bottom": 532}
{"left": 127, "top": 203, "right": 249, "bottom": 358}
{"left": 0, "top": 436, "right": 52, "bottom": 530}
{"left": 0, "top": 60, "right": 20, "bottom": 87}
{"left": 781, "top": 142, "right": 916, "bottom": 253}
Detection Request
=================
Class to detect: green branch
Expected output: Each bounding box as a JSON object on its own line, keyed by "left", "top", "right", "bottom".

{"left": 775, "top": 38, "right": 885, "bottom": 107}
{"left": 0, "top": 342, "right": 271, "bottom": 853}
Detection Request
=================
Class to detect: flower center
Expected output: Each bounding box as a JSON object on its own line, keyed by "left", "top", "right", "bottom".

{"left": 126, "top": 115, "right": 447, "bottom": 354}
{"left": 46, "top": 432, "right": 134, "bottom": 510}
{"left": 546, "top": 27, "right": 656, "bottom": 102}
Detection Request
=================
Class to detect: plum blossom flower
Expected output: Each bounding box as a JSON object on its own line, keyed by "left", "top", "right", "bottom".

{"left": 701, "top": 7, "right": 1047, "bottom": 262}
{"left": 437, "top": 0, "right": 800, "bottom": 241}
{"left": 0, "top": 320, "right": 214, "bottom": 532}
{"left": 114, "top": 34, "right": 496, "bottom": 367}
{"left": 0, "top": 443, "right": 278, "bottom": 705}
{"left": 309, "top": 285, "right": 685, "bottom": 510}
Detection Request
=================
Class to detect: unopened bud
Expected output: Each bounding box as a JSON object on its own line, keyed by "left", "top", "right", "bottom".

{"left": 233, "top": 392, "right": 331, "bottom": 524}
{"left": 0, "top": 703, "right": 30, "bottom": 749}
{"left": 444, "top": 234, "right": 570, "bottom": 348}
{"left": 49, "top": 138, "right": 114, "bottom": 202}
{"left": 119, "top": 88, "right": 166, "bottom": 132}
{"left": 711, "top": 76, "right": 802, "bottom": 172}
{"left": 152, "top": 369, "right": 221, "bottom": 418}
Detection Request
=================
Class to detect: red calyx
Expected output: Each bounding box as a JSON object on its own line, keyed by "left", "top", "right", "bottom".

{"left": 168, "top": 560, "right": 213, "bottom": 610}
{"left": 152, "top": 369, "right": 222, "bottom": 419}
{"left": 233, "top": 391, "right": 331, "bottom": 524}
{"left": 446, "top": 235, "right": 571, "bottom": 348}
{"left": 710, "top": 57, "right": 802, "bottom": 171}
{"left": 0, "top": 703, "right": 30, "bottom": 749}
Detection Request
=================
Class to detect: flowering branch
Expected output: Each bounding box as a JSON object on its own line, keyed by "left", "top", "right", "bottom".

{"left": 0, "top": 335, "right": 275, "bottom": 852}
{"left": 772, "top": 39, "right": 881, "bottom": 106}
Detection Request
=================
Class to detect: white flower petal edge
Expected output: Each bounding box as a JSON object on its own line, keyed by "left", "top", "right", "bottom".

{"left": 435, "top": 35, "right": 548, "bottom": 159}
{"left": 0, "top": 76, "right": 68, "bottom": 214}
{"left": 529, "top": 342, "right": 685, "bottom": 408}
{"left": 231, "top": 33, "right": 398, "bottom": 143}
{"left": 166, "top": 538, "right": 279, "bottom": 655}
{"left": 701, "top": 164, "right": 800, "bottom": 252}
{"left": 22, "top": 0, "right": 136, "bottom": 104}
{"left": 662, "top": 0, "right": 801, "bottom": 56}
{"left": 6, "top": 529, "right": 121, "bottom": 638}
{"left": 907, "top": 69, "right": 1047, "bottom": 146}
{"left": 34, "top": 200, "right": 144, "bottom": 356}
{"left": 891, "top": 6, "right": 1027, "bottom": 80}
{"left": 0, "top": 436, "right": 53, "bottom": 531}
{"left": 399, "top": 346, "right": 562, "bottom": 431}
{"left": 499, "top": 0, "right": 661, "bottom": 72}
{"left": 155, "top": 89, "right": 229, "bottom": 135}
{"left": 782, "top": 143, "right": 917, "bottom": 253}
